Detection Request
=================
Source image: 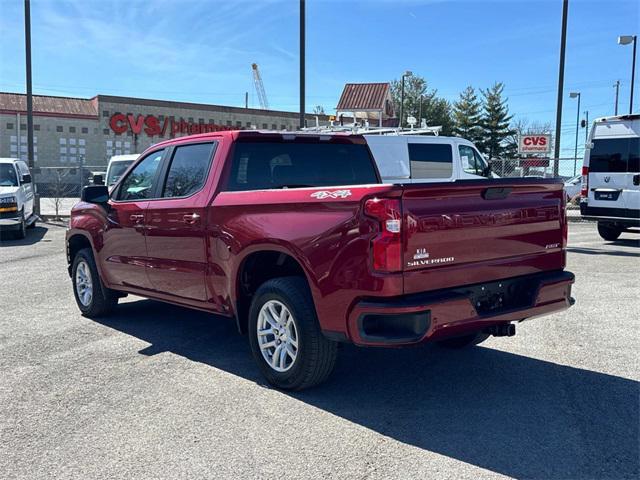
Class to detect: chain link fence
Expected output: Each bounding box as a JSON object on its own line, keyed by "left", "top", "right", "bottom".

{"left": 490, "top": 157, "right": 583, "bottom": 210}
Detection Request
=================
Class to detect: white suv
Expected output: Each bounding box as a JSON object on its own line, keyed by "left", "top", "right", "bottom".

{"left": 0, "top": 158, "right": 36, "bottom": 239}
{"left": 580, "top": 114, "right": 639, "bottom": 240}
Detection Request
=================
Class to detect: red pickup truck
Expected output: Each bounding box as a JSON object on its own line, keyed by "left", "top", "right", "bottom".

{"left": 66, "top": 130, "right": 574, "bottom": 390}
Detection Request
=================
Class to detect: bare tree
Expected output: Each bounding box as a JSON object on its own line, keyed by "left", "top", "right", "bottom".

{"left": 506, "top": 118, "right": 553, "bottom": 157}
{"left": 312, "top": 105, "right": 325, "bottom": 115}
{"left": 47, "top": 168, "right": 76, "bottom": 220}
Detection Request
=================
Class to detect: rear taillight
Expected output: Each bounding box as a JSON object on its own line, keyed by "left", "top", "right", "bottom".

{"left": 364, "top": 197, "right": 402, "bottom": 272}
{"left": 580, "top": 166, "right": 589, "bottom": 199}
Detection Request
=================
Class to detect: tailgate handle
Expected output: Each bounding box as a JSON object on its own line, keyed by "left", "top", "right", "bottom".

{"left": 482, "top": 187, "right": 512, "bottom": 200}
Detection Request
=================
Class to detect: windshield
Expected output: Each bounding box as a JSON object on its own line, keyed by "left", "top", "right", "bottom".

{"left": 0, "top": 164, "right": 19, "bottom": 187}
{"left": 107, "top": 161, "right": 134, "bottom": 186}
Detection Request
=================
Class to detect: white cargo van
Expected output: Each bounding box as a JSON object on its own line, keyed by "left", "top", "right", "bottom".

{"left": 580, "top": 114, "right": 639, "bottom": 240}
{"left": 0, "top": 158, "right": 36, "bottom": 238}
{"left": 365, "top": 135, "right": 492, "bottom": 182}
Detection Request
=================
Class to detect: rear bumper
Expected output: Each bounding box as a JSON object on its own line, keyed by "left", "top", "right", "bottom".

{"left": 580, "top": 204, "right": 640, "bottom": 226}
{"left": 346, "top": 270, "right": 575, "bottom": 346}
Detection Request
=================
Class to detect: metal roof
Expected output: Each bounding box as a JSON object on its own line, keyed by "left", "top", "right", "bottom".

{"left": 0, "top": 92, "right": 98, "bottom": 118}
{"left": 336, "top": 83, "right": 391, "bottom": 111}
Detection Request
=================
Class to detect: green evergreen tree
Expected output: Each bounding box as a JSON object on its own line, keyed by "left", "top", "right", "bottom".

{"left": 479, "top": 82, "right": 515, "bottom": 159}
{"left": 390, "top": 75, "right": 454, "bottom": 135}
{"left": 452, "top": 86, "right": 483, "bottom": 144}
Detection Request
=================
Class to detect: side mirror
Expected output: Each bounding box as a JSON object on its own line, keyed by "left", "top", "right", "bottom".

{"left": 81, "top": 185, "right": 109, "bottom": 205}
{"left": 21, "top": 174, "right": 32, "bottom": 184}
{"left": 93, "top": 174, "right": 104, "bottom": 185}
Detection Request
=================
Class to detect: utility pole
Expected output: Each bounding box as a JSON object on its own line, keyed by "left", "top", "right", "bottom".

{"left": 299, "top": 0, "right": 305, "bottom": 129}
{"left": 24, "top": 0, "right": 39, "bottom": 214}
{"left": 569, "top": 92, "right": 580, "bottom": 176}
{"left": 553, "top": 0, "right": 569, "bottom": 176}
{"left": 614, "top": 80, "right": 620, "bottom": 115}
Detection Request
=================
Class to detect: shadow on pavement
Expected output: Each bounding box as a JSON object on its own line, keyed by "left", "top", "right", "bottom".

{"left": 93, "top": 299, "right": 639, "bottom": 479}
{"left": 0, "top": 225, "right": 49, "bottom": 246}
{"left": 567, "top": 246, "right": 640, "bottom": 257}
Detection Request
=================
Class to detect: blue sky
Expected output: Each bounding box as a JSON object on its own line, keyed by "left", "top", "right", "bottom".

{"left": 0, "top": 0, "right": 638, "bottom": 156}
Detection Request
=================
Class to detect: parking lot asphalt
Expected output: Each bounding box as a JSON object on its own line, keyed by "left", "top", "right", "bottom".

{"left": 0, "top": 223, "right": 638, "bottom": 480}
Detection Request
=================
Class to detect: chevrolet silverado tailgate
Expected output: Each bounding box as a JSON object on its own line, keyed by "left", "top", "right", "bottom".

{"left": 402, "top": 178, "right": 566, "bottom": 295}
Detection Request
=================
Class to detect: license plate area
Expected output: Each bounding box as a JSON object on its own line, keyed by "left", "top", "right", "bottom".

{"left": 464, "top": 277, "right": 537, "bottom": 316}
{"left": 594, "top": 190, "right": 621, "bottom": 201}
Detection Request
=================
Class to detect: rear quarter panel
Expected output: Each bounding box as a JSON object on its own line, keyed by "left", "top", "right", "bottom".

{"left": 208, "top": 185, "right": 402, "bottom": 333}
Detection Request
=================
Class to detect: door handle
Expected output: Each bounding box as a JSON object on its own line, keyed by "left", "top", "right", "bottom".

{"left": 129, "top": 214, "right": 144, "bottom": 222}
{"left": 182, "top": 213, "right": 200, "bottom": 224}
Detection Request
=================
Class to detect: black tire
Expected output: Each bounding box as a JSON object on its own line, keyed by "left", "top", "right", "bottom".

{"left": 248, "top": 277, "right": 337, "bottom": 391}
{"left": 597, "top": 222, "right": 622, "bottom": 241}
{"left": 437, "top": 332, "right": 490, "bottom": 349}
{"left": 71, "top": 248, "right": 118, "bottom": 317}
{"left": 14, "top": 211, "right": 26, "bottom": 239}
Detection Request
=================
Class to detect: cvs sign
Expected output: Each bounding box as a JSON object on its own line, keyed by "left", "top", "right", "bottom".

{"left": 518, "top": 134, "right": 551, "bottom": 154}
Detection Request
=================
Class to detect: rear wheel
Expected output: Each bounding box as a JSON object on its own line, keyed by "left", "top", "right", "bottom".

{"left": 437, "top": 332, "right": 490, "bottom": 349}
{"left": 597, "top": 222, "right": 622, "bottom": 241}
{"left": 72, "top": 248, "right": 118, "bottom": 317}
{"left": 248, "top": 277, "right": 337, "bottom": 390}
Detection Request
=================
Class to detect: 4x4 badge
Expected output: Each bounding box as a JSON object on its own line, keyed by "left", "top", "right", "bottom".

{"left": 311, "top": 190, "right": 352, "bottom": 199}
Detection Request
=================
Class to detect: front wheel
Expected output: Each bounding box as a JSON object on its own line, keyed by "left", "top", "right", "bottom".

{"left": 248, "top": 277, "right": 337, "bottom": 390}
{"left": 72, "top": 248, "right": 118, "bottom": 317}
{"left": 14, "top": 211, "right": 26, "bottom": 239}
{"left": 597, "top": 222, "right": 622, "bottom": 241}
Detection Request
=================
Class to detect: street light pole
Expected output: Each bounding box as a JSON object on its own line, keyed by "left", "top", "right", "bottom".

{"left": 24, "top": 0, "right": 39, "bottom": 215}
{"left": 618, "top": 35, "right": 637, "bottom": 114}
{"left": 553, "top": 0, "right": 569, "bottom": 176}
{"left": 399, "top": 70, "right": 412, "bottom": 129}
{"left": 418, "top": 94, "right": 423, "bottom": 125}
{"left": 570, "top": 92, "right": 580, "bottom": 176}
{"left": 299, "top": 0, "right": 305, "bottom": 129}
{"left": 614, "top": 80, "right": 620, "bottom": 115}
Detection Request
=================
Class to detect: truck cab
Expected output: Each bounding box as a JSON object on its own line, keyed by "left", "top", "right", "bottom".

{"left": 365, "top": 135, "right": 491, "bottom": 183}
{"left": 580, "top": 114, "right": 640, "bottom": 240}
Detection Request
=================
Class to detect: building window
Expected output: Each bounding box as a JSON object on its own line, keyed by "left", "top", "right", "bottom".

{"left": 79, "top": 147, "right": 86, "bottom": 155}
{"left": 246, "top": 122, "right": 252, "bottom": 127}
{"left": 236, "top": 121, "right": 242, "bottom": 127}
{"left": 69, "top": 126, "right": 76, "bottom": 133}
{"left": 81, "top": 127, "right": 88, "bottom": 134}
{"left": 262, "top": 123, "right": 268, "bottom": 129}
{"left": 103, "top": 110, "right": 109, "bottom": 117}
{"left": 69, "top": 138, "right": 77, "bottom": 145}
{"left": 199, "top": 118, "right": 204, "bottom": 123}
{"left": 226, "top": 120, "right": 232, "bottom": 126}
{"left": 280, "top": 125, "right": 286, "bottom": 130}
{"left": 209, "top": 119, "right": 215, "bottom": 124}
{"left": 34, "top": 124, "right": 40, "bottom": 131}
{"left": 20, "top": 124, "right": 26, "bottom": 130}
{"left": 6, "top": 123, "right": 13, "bottom": 129}
{"left": 59, "top": 138, "right": 67, "bottom": 145}
{"left": 60, "top": 155, "right": 67, "bottom": 163}
{"left": 56, "top": 126, "right": 63, "bottom": 132}
{"left": 272, "top": 124, "right": 277, "bottom": 129}
{"left": 103, "top": 129, "right": 110, "bottom": 135}
{"left": 79, "top": 139, "right": 86, "bottom": 146}
{"left": 60, "top": 147, "right": 67, "bottom": 154}
{"left": 188, "top": 117, "right": 194, "bottom": 123}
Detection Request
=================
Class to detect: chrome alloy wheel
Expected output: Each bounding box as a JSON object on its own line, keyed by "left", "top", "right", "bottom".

{"left": 75, "top": 260, "right": 93, "bottom": 307}
{"left": 257, "top": 300, "right": 299, "bottom": 372}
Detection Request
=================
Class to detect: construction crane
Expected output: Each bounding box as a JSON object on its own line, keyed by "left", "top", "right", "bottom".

{"left": 251, "top": 63, "right": 269, "bottom": 110}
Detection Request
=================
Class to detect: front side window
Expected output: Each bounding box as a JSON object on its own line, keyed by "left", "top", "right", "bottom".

{"left": 226, "top": 141, "right": 378, "bottom": 191}
{"left": 162, "top": 143, "right": 216, "bottom": 198}
{"left": 408, "top": 143, "right": 453, "bottom": 179}
{"left": 459, "top": 145, "right": 490, "bottom": 177}
{"left": 116, "top": 150, "right": 164, "bottom": 201}
{"left": 589, "top": 138, "right": 639, "bottom": 173}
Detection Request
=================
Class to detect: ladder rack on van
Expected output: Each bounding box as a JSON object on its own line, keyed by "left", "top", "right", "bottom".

{"left": 300, "top": 120, "right": 442, "bottom": 136}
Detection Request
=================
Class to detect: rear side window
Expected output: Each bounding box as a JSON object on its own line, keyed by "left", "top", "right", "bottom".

{"left": 162, "top": 142, "right": 216, "bottom": 198}
{"left": 408, "top": 143, "right": 453, "bottom": 179}
{"left": 226, "top": 141, "right": 378, "bottom": 191}
{"left": 589, "top": 138, "right": 639, "bottom": 173}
